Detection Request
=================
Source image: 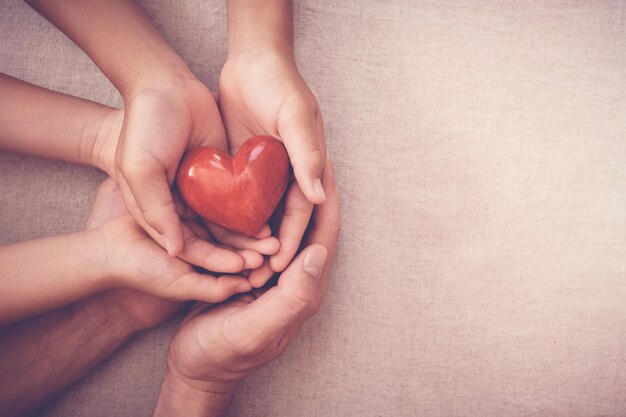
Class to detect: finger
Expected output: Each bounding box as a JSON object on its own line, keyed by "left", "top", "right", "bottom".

{"left": 237, "top": 249, "right": 264, "bottom": 270}
{"left": 277, "top": 94, "right": 327, "bottom": 204}
{"left": 116, "top": 164, "right": 184, "bottom": 257}
{"left": 225, "top": 244, "right": 328, "bottom": 347}
{"left": 206, "top": 222, "right": 280, "bottom": 255}
{"left": 269, "top": 183, "right": 313, "bottom": 272}
{"left": 301, "top": 157, "right": 341, "bottom": 296}
{"left": 248, "top": 260, "right": 276, "bottom": 288}
{"left": 179, "top": 222, "right": 245, "bottom": 273}
{"left": 161, "top": 272, "right": 252, "bottom": 303}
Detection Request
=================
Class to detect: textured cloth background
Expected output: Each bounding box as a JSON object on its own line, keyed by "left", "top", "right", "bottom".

{"left": 2, "top": 1, "right": 626, "bottom": 416}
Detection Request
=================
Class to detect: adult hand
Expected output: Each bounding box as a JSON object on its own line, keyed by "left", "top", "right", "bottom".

{"left": 152, "top": 159, "right": 340, "bottom": 417}
{"left": 219, "top": 47, "right": 327, "bottom": 285}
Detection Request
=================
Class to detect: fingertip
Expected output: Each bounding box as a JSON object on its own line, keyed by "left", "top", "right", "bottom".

{"left": 267, "top": 237, "right": 281, "bottom": 254}
{"left": 239, "top": 249, "right": 264, "bottom": 270}
{"left": 312, "top": 177, "right": 327, "bottom": 203}
{"left": 249, "top": 262, "right": 275, "bottom": 288}
{"left": 297, "top": 174, "right": 326, "bottom": 205}
{"left": 257, "top": 237, "right": 281, "bottom": 255}
{"left": 164, "top": 236, "right": 181, "bottom": 257}
{"left": 302, "top": 244, "right": 328, "bottom": 278}
{"left": 237, "top": 281, "right": 252, "bottom": 293}
{"left": 269, "top": 252, "right": 289, "bottom": 273}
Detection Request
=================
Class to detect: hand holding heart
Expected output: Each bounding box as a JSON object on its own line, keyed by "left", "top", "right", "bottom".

{"left": 218, "top": 48, "right": 330, "bottom": 287}
{"left": 176, "top": 136, "right": 290, "bottom": 236}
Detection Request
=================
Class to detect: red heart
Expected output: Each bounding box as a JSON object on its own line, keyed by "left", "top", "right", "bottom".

{"left": 176, "top": 135, "right": 290, "bottom": 236}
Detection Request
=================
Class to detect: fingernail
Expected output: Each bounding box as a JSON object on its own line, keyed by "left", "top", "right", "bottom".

{"left": 237, "top": 283, "right": 251, "bottom": 292}
{"left": 312, "top": 178, "right": 326, "bottom": 201}
{"left": 303, "top": 246, "right": 328, "bottom": 278}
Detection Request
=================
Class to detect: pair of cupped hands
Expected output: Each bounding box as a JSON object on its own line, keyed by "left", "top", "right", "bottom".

{"left": 84, "top": 47, "right": 340, "bottom": 399}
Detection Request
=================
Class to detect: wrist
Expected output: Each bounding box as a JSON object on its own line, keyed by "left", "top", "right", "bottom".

{"left": 70, "top": 228, "right": 114, "bottom": 292}
{"left": 153, "top": 365, "right": 238, "bottom": 417}
{"left": 122, "top": 59, "right": 197, "bottom": 102}
{"left": 74, "top": 294, "right": 137, "bottom": 341}
{"left": 227, "top": 0, "right": 294, "bottom": 59}
{"left": 228, "top": 33, "right": 294, "bottom": 61}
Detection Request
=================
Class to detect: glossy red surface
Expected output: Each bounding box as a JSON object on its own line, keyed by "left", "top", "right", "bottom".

{"left": 176, "top": 135, "right": 290, "bottom": 236}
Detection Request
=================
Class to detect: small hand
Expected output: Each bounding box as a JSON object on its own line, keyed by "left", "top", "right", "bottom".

{"left": 163, "top": 159, "right": 339, "bottom": 392}
{"left": 219, "top": 48, "right": 328, "bottom": 285}
{"left": 87, "top": 179, "right": 253, "bottom": 311}
{"left": 93, "top": 99, "right": 278, "bottom": 273}
{"left": 111, "top": 75, "right": 270, "bottom": 266}
{"left": 83, "top": 178, "right": 181, "bottom": 331}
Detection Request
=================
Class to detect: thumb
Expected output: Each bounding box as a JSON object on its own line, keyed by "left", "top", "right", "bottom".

{"left": 229, "top": 244, "right": 328, "bottom": 343}
{"left": 117, "top": 168, "right": 184, "bottom": 256}
{"left": 277, "top": 94, "right": 327, "bottom": 204}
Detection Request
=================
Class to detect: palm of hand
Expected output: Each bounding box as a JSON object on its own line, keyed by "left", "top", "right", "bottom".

{"left": 113, "top": 78, "right": 231, "bottom": 257}
{"left": 168, "top": 292, "right": 291, "bottom": 383}
{"left": 219, "top": 50, "right": 314, "bottom": 151}
{"left": 219, "top": 50, "right": 325, "bottom": 281}
{"left": 95, "top": 84, "right": 265, "bottom": 273}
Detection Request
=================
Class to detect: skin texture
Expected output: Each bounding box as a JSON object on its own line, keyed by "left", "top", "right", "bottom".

{"left": 0, "top": 72, "right": 280, "bottom": 272}
{"left": 26, "top": 0, "right": 323, "bottom": 276}
{"left": 152, "top": 158, "right": 341, "bottom": 417}
{"left": 0, "top": 73, "right": 295, "bottom": 325}
{"left": 0, "top": 177, "right": 182, "bottom": 417}
{"left": 220, "top": 0, "right": 329, "bottom": 287}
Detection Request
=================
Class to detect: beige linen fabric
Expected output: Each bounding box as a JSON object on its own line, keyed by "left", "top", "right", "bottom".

{"left": 1, "top": 1, "right": 626, "bottom": 416}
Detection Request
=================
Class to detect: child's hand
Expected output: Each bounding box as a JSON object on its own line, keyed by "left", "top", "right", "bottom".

{"left": 114, "top": 77, "right": 228, "bottom": 257}
{"left": 92, "top": 104, "right": 280, "bottom": 273}
{"left": 83, "top": 179, "right": 184, "bottom": 332}
{"left": 219, "top": 47, "right": 328, "bottom": 286}
{"left": 88, "top": 179, "right": 253, "bottom": 305}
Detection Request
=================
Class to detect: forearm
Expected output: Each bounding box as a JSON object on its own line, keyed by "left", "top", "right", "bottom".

{"left": 25, "top": 0, "right": 192, "bottom": 96}
{"left": 227, "top": 0, "right": 294, "bottom": 56}
{"left": 0, "top": 229, "right": 108, "bottom": 325}
{"left": 152, "top": 367, "right": 237, "bottom": 417}
{"left": 0, "top": 296, "right": 135, "bottom": 417}
{"left": 0, "top": 74, "right": 111, "bottom": 168}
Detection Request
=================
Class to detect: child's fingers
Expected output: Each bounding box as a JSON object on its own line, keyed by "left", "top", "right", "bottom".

{"left": 116, "top": 162, "right": 184, "bottom": 257}
{"left": 206, "top": 222, "right": 280, "bottom": 255}
{"left": 249, "top": 260, "right": 276, "bottom": 288}
{"left": 237, "top": 249, "right": 264, "bottom": 270}
{"left": 178, "top": 222, "right": 245, "bottom": 273}
{"left": 159, "top": 273, "right": 252, "bottom": 303}
{"left": 269, "top": 183, "right": 314, "bottom": 272}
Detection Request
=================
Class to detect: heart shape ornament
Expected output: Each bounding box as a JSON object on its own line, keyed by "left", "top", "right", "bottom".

{"left": 176, "top": 135, "right": 290, "bottom": 236}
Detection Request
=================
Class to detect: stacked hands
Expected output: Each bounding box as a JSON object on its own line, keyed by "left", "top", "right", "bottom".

{"left": 0, "top": 1, "right": 340, "bottom": 416}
